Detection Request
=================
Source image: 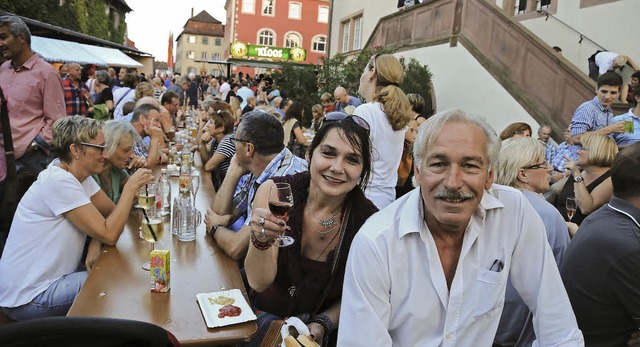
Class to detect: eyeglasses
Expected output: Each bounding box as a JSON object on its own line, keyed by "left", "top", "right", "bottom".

{"left": 522, "top": 161, "right": 548, "bottom": 170}
{"left": 229, "top": 135, "right": 251, "bottom": 145}
{"left": 80, "top": 142, "right": 107, "bottom": 154}
{"left": 323, "top": 111, "right": 370, "bottom": 132}
{"left": 370, "top": 53, "right": 380, "bottom": 71}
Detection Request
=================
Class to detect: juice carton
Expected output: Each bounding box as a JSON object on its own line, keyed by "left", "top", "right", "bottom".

{"left": 150, "top": 249, "right": 170, "bottom": 292}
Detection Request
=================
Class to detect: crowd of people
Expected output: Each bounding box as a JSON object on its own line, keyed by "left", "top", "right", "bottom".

{"left": 2, "top": 13, "right": 640, "bottom": 347}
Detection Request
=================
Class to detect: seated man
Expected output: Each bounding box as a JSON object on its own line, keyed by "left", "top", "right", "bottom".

{"left": 561, "top": 142, "right": 640, "bottom": 346}
{"left": 338, "top": 109, "right": 583, "bottom": 346}
{"left": 204, "top": 111, "right": 307, "bottom": 260}
{"left": 130, "top": 103, "right": 166, "bottom": 168}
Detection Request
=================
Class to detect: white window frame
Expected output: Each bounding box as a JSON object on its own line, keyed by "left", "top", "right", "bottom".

{"left": 288, "top": 2, "right": 302, "bottom": 20}
{"left": 187, "top": 51, "right": 195, "bottom": 59}
{"left": 261, "top": 0, "right": 276, "bottom": 17}
{"left": 353, "top": 17, "right": 363, "bottom": 50}
{"left": 201, "top": 52, "right": 208, "bottom": 60}
{"left": 311, "top": 35, "right": 327, "bottom": 53}
{"left": 284, "top": 31, "right": 302, "bottom": 48}
{"left": 188, "top": 36, "right": 196, "bottom": 44}
{"left": 341, "top": 21, "right": 350, "bottom": 53}
{"left": 318, "top": 6, "right": 329, "bottom": 23}
{"left": 242, "top": 0, "right": 256, "bottom": 14}
{"left": 257, "top": 29, "right": 276, "bottom": 46}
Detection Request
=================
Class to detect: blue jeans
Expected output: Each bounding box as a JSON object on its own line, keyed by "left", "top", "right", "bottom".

{"left": 1, "top": 271, "right": 88, "bottom": 321}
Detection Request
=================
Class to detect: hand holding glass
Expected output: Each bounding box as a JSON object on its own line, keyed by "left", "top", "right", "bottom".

{"left": 135, "top": 183, "right": 156, "bottom": 210}
{"left": 268, "top": 183, "right": 294, "bottom": 247}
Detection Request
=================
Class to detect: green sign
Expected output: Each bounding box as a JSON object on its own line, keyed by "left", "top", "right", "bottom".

{"left": 230, "top": 42, "right": 306, "bottom": 62}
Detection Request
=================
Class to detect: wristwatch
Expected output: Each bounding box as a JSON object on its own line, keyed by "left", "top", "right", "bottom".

{"left": 209, "top": 224, "right": 221, "bottom": 237}
{"left": 574, "top": 176, "right": 584, "bottom": 183}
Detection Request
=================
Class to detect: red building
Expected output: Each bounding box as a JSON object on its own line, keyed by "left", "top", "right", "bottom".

{"left": 224, "top": 0, "right": 330, "bottom": 75}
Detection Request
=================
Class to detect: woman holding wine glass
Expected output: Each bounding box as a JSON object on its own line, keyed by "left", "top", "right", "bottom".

{"left": 243, "top": 112, "right": 378, "bottom": 346}
{"left": 553, "top": 134, "right": 617, "bottom": 226}
{"left": 0, "top": 116, "right": 154, "bottom": 321}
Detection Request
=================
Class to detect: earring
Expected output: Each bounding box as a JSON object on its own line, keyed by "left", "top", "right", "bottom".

{"left": 75, "top": 156, "right": 79, "bottom": 160}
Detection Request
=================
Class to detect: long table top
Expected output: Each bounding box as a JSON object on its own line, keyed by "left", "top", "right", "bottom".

{"left": 68, "top": 165, "right": 257, "bottom": 346}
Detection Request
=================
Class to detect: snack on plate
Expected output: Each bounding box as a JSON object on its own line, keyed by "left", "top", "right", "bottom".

{"left": 208, "top": 295, "right": 235, "bottom": 306}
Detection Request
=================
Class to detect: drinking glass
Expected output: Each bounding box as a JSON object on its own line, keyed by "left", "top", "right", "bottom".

{"left": 190, "top": 169, "right": 201, "bottom": 202}
{"left": 268, "top": 183, "right": 294, "bottom": 247}
{"left": 135, "top": 183, "right": 156, "bottom": 210}
{"left": 139, "top": 205, "right": 165, "bottom": 271}
{"left": 566, "top": 197, "right": 577, "bottom": 221}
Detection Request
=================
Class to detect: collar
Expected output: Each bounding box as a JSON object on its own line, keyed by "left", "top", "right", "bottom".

{"left": 254, "top": 148, "right": 290, "bottom": 185}
{"left": 11, "top": 52, "right": 37, "bottom": 71}
{"left": 607, "top": 196, "right": 640, "bottom": 229}
{"left": 591, "top": 96, "right": 609, "bottom": 112}
{"left": 397, "top": 186, "right": 504, "bottom": 239}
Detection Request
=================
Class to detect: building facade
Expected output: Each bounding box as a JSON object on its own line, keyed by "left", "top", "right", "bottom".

{"left": 175, "top": 10, "right": 226, "bottom": 76}
{"left": 224, "top": 0, "right": 330, "bottom": 75}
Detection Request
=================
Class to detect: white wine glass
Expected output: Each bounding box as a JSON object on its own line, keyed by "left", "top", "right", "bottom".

{"left": 139, "top": 205, "right": 165, "bottom": 271}
{"left": 566, "top": 197, "right": 577, "bottom": 222}
{"left": 268, "top": 183, "right": 294, "bottom": 247}
{"left": 135, "top": 183, "right": 156, "bottom": 210}
{"left": 190, "top": 169, "right": 201, "bottom": 202}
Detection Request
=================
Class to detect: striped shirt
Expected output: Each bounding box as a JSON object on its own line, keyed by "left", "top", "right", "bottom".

{"left": 570, "top": 96, "right": 613, "bottom": 137}
{"left": 551, "top": 141, "right": 579, "bottom": 172}
{"left": 233, "top": 148, "right": 308, "bottom": 224}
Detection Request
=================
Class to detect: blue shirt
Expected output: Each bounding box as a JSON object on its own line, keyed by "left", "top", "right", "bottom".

{"left": 611, "top": 110, "right": 640, "bottom": 147}
{"left": 335, "top": 96, "right": 363, "bottom": 112}
{"left": 233, "top": 148, "right": 308, "bottom": 225}
{"left": 570, "top": 96, "right": 613, "bottom": 137}
{"left": 543, "top": 141, "right": 557, "bottom": 164}
{"left": 551, "top": 141, "right": 579, "bottom": 172}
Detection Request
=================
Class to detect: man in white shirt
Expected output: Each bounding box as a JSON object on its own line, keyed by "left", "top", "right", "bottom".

{"left": 218, "top": 76, "right": 231, "bottom": 101}
{"left": 338, "top": 109, "right": 583, "bottom": 346}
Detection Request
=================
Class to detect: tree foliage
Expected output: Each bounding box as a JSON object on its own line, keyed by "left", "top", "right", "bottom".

{"left": 0, "top": 0, "right": 127, "bottom": 44}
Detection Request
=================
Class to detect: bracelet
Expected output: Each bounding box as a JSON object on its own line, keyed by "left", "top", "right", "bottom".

{"left": 309, "top": 313, "right": 333, "bottom": 335}
{"left": 250, "top": 231, "right": 272, "bottom": 250}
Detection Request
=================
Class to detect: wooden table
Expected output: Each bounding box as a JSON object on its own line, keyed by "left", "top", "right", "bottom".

{"left": 68, "top": 167, "right": 257, "bottom": 346}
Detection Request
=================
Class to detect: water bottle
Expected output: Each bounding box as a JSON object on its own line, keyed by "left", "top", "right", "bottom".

{"left": 158, "top": 169, "right": 172, "bottom": 216}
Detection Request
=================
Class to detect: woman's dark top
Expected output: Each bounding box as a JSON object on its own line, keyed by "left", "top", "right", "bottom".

{"left": 253, "top": 171, "right": 378, "bottom": 318}
{"left": 95, "top": 87, "right": 113, "bottom": 105}
{"left": 555, "top": 170, "right": 611, "bottom": 226}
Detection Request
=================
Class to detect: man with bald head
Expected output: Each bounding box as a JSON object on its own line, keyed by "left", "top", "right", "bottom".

{"left": 63, "top": 63, "right": 92, "bottom": 117}
{"left": 334, "top": 86, "right": 362, "bottom": 112}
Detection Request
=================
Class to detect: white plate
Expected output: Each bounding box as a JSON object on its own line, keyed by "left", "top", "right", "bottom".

{"left": 196, "top": 289, "right": 257, "bottom": 328}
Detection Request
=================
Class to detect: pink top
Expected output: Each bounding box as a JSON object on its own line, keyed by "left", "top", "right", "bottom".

{"left": 0, "top": 54, "right": 66, "bottom": 182}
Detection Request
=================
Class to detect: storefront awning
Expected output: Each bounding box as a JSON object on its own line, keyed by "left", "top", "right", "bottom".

{"left": 31, "top": 36, "right": 143, "bottom": 68}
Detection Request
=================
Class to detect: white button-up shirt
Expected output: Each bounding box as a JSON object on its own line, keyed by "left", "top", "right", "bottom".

{"left": 338, "top": 185, "right": 583, "bottom": 347}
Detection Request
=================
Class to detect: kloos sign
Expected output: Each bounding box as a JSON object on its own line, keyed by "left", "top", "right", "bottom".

{"left": 230, "top": 42, "right": 306, "bottom": 62}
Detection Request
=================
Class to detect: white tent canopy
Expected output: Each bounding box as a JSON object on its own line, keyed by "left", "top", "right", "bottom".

{"left": 31, "top": 36, "right": 143, "bottom": 68}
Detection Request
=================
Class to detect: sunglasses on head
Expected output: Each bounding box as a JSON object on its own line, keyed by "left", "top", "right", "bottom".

{"left": 323, "top": 111, "right": 370, "bottom": 132}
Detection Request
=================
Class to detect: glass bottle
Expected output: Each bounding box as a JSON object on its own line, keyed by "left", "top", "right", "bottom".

{"left": 158, "top": 169, "right": 172, "bottom": 216}
{"left": 178, "top": 153, "right": 191, "bottom": 197}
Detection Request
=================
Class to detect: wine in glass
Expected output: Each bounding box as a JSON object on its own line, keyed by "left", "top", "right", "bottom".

{"left": 269, "top": 183, "right": 294, "bottom": 247}
{"left": 566, "top": 197, "right": 577, "bottom": 221}
{"left": 139, "top": 206, "right": 165, "bottom": 271}
{"left": 135, "top": 183, "right": 156, "bottom": 210}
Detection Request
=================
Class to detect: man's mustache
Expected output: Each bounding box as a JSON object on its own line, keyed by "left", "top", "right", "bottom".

{"left": 434, "top": 189, "right": 474, "bottom": 201}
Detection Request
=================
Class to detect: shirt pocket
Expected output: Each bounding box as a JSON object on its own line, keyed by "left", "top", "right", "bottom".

{"left": 8, "top": 80, "right": 39, "bottom": 103}
{"left": 474, "top": 269, "right": 508, "bottom": 317}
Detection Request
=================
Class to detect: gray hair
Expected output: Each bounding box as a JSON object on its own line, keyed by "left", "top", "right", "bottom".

{"left": 239, "top": 110, "right": 284, "bottom": 156}
{"left": 495, "top": 137, "right": 545, "bottom": 189}
{"left": 131, "top": 103, "right": 160, "bottom": 123}
{"left": 95, "top": 70, "right": 110, "bottom": 85}
{"left": 0, "top": 15, "right": 31, "bottom": 45}
{"left": 103, "top": 120, "right": 141, "bottom": 156}
{"left": 52, "top": 116, "right": 102, "bottom": 163}
{"left": 413, "top": 108, "right": 501, "bottom": 171}
{"left": 178, "top": 76, "right": 189, "bottom": 85}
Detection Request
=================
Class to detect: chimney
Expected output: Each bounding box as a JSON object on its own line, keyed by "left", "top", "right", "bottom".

{"left": 191, "top": 8, "right": 194, "bottom": 18}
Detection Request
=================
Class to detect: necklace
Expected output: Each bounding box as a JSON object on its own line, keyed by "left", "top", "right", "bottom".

{"left": 305, "top": 204, "right": 340, "bottom": 240}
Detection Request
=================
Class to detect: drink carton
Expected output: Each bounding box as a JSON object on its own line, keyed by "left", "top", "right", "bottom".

{"left": 150, "top": 249, "right": 170, "bottom": 292}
